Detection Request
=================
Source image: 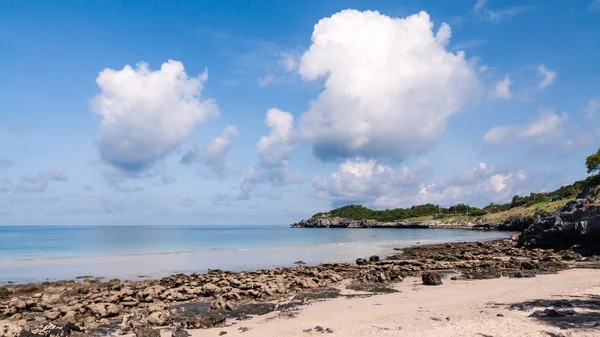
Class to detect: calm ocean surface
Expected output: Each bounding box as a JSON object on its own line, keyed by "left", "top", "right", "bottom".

{"left": 0, "top": 225, "right": 511, "bottom": 284}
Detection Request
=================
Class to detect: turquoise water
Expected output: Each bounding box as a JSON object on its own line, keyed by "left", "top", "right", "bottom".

{"left": 0, "top": 225, "right": 511, "bottom": 284}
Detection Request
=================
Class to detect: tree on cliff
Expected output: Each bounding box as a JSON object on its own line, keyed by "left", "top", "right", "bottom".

{"left": 586, "top": 148, "right": 600, "bottom": 175}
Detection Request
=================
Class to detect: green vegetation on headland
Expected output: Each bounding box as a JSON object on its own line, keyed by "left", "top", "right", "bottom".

{"left": 312, "top": 150, "right": 600, "bottom": 224}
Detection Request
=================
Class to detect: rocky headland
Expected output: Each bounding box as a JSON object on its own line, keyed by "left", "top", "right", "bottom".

{"left": 2, "top": 198, "right": 600, "bottom": 337}
{"left": 290, "top": 217, "right": 493, "bottom": 230}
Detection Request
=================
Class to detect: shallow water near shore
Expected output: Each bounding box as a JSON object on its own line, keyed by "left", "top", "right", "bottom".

{"left": 0, "top": 225, "right": 511, "bottom": 284}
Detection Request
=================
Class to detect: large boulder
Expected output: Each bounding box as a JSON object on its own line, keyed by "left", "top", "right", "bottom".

{"left": 518, "top": 199, "right": 600, "bottom": 255}
{"left": 87, "top": 303, "right": 121, "bottom": 318}
{"left": 421, "top": 273, "right": 443, "bottom": 286}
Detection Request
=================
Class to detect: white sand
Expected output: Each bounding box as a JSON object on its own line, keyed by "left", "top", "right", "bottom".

{"left": 176, "top": 269, "right": 600, "bottom": 337}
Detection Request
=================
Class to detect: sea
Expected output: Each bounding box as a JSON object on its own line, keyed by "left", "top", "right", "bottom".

{"left": 0, "top": 225, "right": 511, "bottom": 285}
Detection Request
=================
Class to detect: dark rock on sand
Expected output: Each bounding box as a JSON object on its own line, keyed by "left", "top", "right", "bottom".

{"left": 421, "top": 273, "right": 442, "bottom": 286}
{"left": 529, "top": 308, "right": 576, "bottom": 318}
{"left": 172, "top": 328, "right": 190, "bottom": 337}
{"left": 369, "top": 256, "right": 380, "bottom": 262}
{"left": 135, "top": 327, "right": 161, "bottom": 337}
{"left": 356, "top": 258, "right": 368, "bottom": 266}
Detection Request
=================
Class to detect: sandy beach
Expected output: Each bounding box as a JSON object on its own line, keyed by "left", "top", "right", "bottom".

{"left": 179, "top": 269, "right": 600, "bottom": 337}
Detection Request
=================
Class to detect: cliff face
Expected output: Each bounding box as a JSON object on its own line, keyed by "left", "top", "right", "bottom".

{"left": 518, "top": 199, "right": 600, "bottom": 255}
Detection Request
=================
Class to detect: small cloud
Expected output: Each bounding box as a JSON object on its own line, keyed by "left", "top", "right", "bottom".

{"left": 484, "top": 108, "right": 567, "bottom": 145}
{"left": 451, "top": 39, "right": 488, "bottom": 51}
{"left": 584, "top": 99, "right": 600, "bottom": 120}
{"left": 180, "top": 125, "right": 239, "bottom": 178}
{"left": 474, "top": 0, "right": 487, "bottom": 12}
{"left": 494, "top": 75, "right": 512, "bottom": 99}
{"left": 474, "top": 1, "right": 536, "bottom": 25}
{"left": 538, "top": 65, "right": 557, "bottom": 89}
{"left": 590, "top": 0, "right": 600, "bottom": 11}
{"left": 48, "top": 165, "right": 69, "bottom": 181}
{"left": 258, "top": 74, "right": 275, "bottom": 87}
{"left": 82, "top": 184, "right": 94, "bottom": 191}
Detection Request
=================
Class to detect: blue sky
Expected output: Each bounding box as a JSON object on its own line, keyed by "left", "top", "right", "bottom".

{"left": 1, "top": 0, "right": 599, "bottom": 225}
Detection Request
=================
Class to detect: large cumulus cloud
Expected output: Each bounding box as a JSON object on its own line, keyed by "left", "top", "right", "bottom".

{"left": 297, "top": 10, "right": 479, "bottom": 161}
{"left": 91, "top": 60, "right": 218, "bottom": 171}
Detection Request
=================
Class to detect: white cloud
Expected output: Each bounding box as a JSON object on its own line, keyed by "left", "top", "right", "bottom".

{"left": 313, "top": 160, "right": 553, "bottom": 208}
{"left": 258, "top": 74, "right": 275, "bottom": 87}
{"left": 474, "top": 0, "right": 487, "bottom": 12}
{"left": 584, "top": 99, "right": 600, "bottom": 120}
{"left": 257, "top": 109, "right": 295, "bottom": 166}
{"left": 48, "top": 165, "right": 69, "bottom": 181}
{"left": 239, "top": 109, "right": 299, "bottom": 199}
{"left": 313, "top": 158, "right": 430, "bottom": 207}
{"left": 482, "top": 6, "right": 535, "bottom": 24}
{"left": 180, "top": 125, "right": 238, "bottom": 177}
{"left": 538, "top": 65, "right": 556, "bottom": 89}
{"left": 297, "top": 10, "right": 479, "bottom": 162}
{"left": 279, "top": 51, "right": 299, "bottom": 72}
{"left": 416, "top": 165, "right": 530, "bottom": 206}
{"left": 494, "top": 75, "right": 512, "bottom": 99}
{"left": 484, "top": 108, "right": 567, "bottom": 144}
{"left": 91, "top": 60, "right": 218, "bottom": 172}
{"left": 590, "top": 0, "right": 600, "bottom": 11}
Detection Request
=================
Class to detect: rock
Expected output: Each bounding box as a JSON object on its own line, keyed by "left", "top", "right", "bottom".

{"left": 498, "top": 215, "right": 536, "bottom": 232}
{"left": 135, "top": 327, "right": 161, "bottom": 337}
{"left": 510, "top": 271, "right": 536, "bottom": 278}
{"left": 529, "top": 308, "right": 576, "bottom": 318}
{"left": 219, "top": 331, "right": 227, "bottom": 336}
{"left": 172, "top": 328, "right": 191, "bottom": 337}
{"left": 421, "top": 273, "right": 443, "bottom": 286}
{"left": 369, "top": 255, "right": 380, "bottom": 262}
{"left": 145, "top": 310, "right": 170, "bottom": 325}
{"left": 181, "top": 313, "right": 225, "bottom": 329}
{"left": 87, "top": 303, "right": 121, "bottom": 318}
{"left": 43, "top": 310, "right": 62, "bottom": 320}
{"left": 0, "top": 287, "right": 11, "bottom": 299}
{"left": 356, "top": 258, "right": 367, "bottom": 266}
{"left": 518, "top": 199, "right": 600, "bottom": 255}
{"left": 238, "top": 327, "right": 250, "bottom": 333}
{"left": 202, "top": 283, "right": 221, "bottom": 296}
{"left": 497, "top": 313, "right": 504, "bottom": 317}
{"left": 210, "top": 300, "right": 232, "bottom": 311}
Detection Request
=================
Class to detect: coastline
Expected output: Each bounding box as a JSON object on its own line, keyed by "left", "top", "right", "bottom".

{"left": 0, "top": 229, "right": 511, "bottom": 285}
{"left": 3, "top": 236, "right": 598, "bottom": 337}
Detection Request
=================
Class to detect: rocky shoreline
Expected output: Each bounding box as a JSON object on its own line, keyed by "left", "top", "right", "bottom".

{"left": 2, "top": 199, "right": 600, "bottom": 337}
{"left": 290, "top": 217, "right": 494, "bottom": 230}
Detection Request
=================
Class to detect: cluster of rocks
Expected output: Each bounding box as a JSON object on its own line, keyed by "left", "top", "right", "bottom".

{"left": 518, "top": 199, "right": 600, "bottom": 255}
{"left": 2, "top": 235, "right": 584, "bottom": 337}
